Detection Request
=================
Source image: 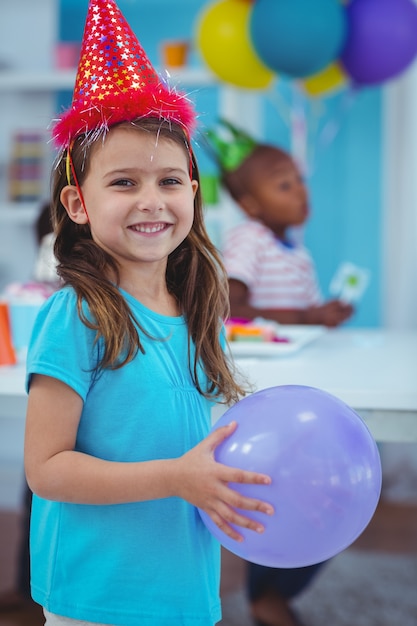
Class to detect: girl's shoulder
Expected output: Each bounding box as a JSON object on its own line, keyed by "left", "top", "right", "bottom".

{"left": 26, "top": 286, "right": 100, "bottom": 397}
{"left": 34, "top": 286, "right": 94, "bottom": 339}
{"left": 41, "top": 285, "right": 92, "bottom": 318}
{"left": 42, "top": 284, "right": 76, "bottom": 307}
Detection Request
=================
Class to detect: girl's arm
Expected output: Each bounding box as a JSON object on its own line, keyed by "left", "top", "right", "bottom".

{"left": 25, "top": 374, "right": 273, "bottom": 541}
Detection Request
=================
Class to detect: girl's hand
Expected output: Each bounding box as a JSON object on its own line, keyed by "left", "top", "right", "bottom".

{"left": 172, "top": 421, "right": 274, "bottom": 542}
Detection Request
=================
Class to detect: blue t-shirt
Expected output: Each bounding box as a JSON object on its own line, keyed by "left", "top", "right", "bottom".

{"left": 26, "top": 287, "right": 222, "bottom": 626}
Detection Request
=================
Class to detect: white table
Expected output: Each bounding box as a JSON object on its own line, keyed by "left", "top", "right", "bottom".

{"left": 218, "top": 328, "right": 417, "bottom": 444}
{"left": 1, "top": 328, "right": 417, "bottom": 443}
{"left": 0, "top": 363, "right": 26, "bottom": 408}
{"left": 1, "top": 327, "right": 416, "bottom": 508}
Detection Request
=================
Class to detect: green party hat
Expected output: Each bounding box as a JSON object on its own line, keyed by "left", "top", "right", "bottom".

{"left": 203, "top": 119, "right": 257, "bottom": 172}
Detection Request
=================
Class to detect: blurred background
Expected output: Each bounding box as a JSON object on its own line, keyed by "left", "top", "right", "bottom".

{"left": 1, "top": 0, "right": 417, "bottom": 331}
{"left": 0, "top": 3, "right": 417, "bottom": 624}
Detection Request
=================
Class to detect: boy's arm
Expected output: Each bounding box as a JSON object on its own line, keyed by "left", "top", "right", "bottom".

{"left": 228, "top": 279, "right": 353, "bottom": 327}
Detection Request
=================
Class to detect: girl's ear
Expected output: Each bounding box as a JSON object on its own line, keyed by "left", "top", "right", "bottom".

{"left": 191, "top": 179, "right": 199, "bottom": 198}
{"left": 60, "top": 185, "right": 88, "bottom": 224}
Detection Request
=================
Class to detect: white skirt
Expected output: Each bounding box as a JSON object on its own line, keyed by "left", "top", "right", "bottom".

{"left": 44, "top": 609, "right": 114, "bottom": 626}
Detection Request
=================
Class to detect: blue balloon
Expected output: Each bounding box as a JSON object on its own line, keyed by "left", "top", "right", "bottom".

{"left": 199, "top": 385, "right": 382, "bottom": 568}
{"left": 250, "top": 0, "right": 348, "bottom": 78}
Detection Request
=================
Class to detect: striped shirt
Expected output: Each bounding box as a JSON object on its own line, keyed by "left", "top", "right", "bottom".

{"left": 222, "top": 220, "right": 322, "bottom": 309}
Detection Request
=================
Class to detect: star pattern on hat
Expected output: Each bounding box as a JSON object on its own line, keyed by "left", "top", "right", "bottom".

{"left": 73, "top": 1, "right": 158, "bottom": 109}
{"left": 53, "top": 0, "right": 196, "bottom": 148}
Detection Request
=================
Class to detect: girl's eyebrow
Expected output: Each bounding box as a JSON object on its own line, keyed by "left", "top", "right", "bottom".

{"left": 103, "top": 166, "right": 188, "bottom": 178}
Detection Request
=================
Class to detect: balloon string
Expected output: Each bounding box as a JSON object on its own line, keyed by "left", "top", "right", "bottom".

{"left": 290, "top": 84, "right": 308, "bottom": 176}
{"left": 255, "top": 80, "right": 357, "bottom": 180}
{"left": 317, "top": 87, "right": 357, "bottom": 150}
{"left": 300, "top": 85, "right": 357, "bottom": 177}
{"left": 304, "top": 98, "right": 326, "bottom": 177}
{"left": 265, "top": 83, "right": 292, "bottom": 127}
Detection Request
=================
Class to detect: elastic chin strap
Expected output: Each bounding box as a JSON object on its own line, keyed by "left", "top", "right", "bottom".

{"left": 189, "top": 151, "right": 194, "bottom": 181}
{"left": 183, "top": 127, "right": 194, "bottom": 181}
{"left": 66, "top": 143, "right": 90, "bottom": 222}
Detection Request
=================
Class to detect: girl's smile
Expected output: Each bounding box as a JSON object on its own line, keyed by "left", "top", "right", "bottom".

{"left": 128, "top": 221, "right": 172, "bottom": 235}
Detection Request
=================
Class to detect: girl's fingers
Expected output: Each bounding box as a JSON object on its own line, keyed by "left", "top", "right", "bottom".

{"left": 225, "top": 466, "right": 272, "bottom": 486}
{"left": 225, "top": 488, "right": 274, "bottom": 517}
{"left": 208, "top": 499, "right": 271, "bottom": 542}
{"left": 208, "top": 423, "right": 272, "bottom": 486}
{"left": 209, "top": 512, "right": 243, "bottom": 542}
{"left": 208, "top": 508, "right": 261, "bottom": 542}
{"left": 206, "top": 421, "right": 238, "bottom": 451}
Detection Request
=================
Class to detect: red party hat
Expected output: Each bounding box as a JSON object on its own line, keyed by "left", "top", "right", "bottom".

{"left": 53, "top": 0, "right": 196, "bottom": 148}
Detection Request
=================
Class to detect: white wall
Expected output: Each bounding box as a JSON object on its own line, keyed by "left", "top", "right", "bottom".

{"left": 0, "top": 0, "right": 57, "bottom": 172}
{"left": 0, "top": 0, "right": 57, "bottom": 290}
{"left": 382, "top": 48, "right": 417, "bottom": 329}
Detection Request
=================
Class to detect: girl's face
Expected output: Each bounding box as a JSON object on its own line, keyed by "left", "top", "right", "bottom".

{"left": 61, "top": 125, "right": 198, "bottom": 281}
{"left": 243, "top": 158, "right": 309, "bottom": 238}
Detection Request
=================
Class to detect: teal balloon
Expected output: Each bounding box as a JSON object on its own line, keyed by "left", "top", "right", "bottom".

{"left": 250, "top": 0, "right": 348, "bottom": 78}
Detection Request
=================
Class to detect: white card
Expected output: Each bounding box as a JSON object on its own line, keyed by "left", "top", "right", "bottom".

{"left": 329, "top": 262, "right": 370, "bottom": 304}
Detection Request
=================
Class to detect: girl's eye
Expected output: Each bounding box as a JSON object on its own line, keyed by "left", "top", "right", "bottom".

{"left": 160, "top": 177, "right": 181, "bottom": 186}
{"left": 112, "top": 179, "right": 133, "bottom": 187}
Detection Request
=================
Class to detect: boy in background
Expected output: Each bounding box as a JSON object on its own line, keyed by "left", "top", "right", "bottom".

{"left": 208, "top": 121, "right": 353, "bottom": 328}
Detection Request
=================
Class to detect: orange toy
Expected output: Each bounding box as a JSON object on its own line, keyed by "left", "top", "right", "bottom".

{"left": 0, "top": 302, "right": 17, "bottom": 366}
{"left": 228, "top": 324, "right": 265, "bottom": 342}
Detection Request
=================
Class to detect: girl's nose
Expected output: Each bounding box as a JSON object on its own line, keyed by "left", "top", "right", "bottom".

{"left": 135, "top": 185, "right": 163, "bottom": 212}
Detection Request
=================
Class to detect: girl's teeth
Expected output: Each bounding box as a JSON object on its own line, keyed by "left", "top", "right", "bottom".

{"left": 135, "top": 224, "right": 164, "bottom": 233}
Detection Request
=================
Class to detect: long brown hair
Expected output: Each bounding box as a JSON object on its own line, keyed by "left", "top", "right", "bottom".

{"left": 51, "top": 118, "right": 245, "bottom": 404}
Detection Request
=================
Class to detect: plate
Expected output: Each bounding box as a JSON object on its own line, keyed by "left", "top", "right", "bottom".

{"left": 228, "top": 325, "right": 326, "bottom": 358}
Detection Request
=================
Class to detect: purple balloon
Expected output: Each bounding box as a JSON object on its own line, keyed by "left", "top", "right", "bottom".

{"left": 340, "top": 0, "right": 417, "bottom": 85}
{"left": 199, "top": 385, "right": 381, "bottom": 567}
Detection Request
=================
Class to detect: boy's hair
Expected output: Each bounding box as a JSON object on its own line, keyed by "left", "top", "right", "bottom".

{"left": 51, "top": 118, "right": 244, "bottom": 404}
{"left": 222, "top": 144, "right": 293, "bottom": 201}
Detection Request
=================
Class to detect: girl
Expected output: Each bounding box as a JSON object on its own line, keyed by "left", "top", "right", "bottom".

{"left": 24, "top": 114, "right": 274, "bottom": 626}
{"left": 24, "top": 2, "right": 273, "bottom": 625}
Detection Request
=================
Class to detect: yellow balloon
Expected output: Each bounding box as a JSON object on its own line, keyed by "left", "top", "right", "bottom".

{"left": 302, "top": 62, "right": 348, "bottom": 98}
{"left": 196, "top": 0, "right": 275, "bottom": 89}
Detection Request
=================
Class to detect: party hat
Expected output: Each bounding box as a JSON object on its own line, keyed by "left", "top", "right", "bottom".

{"left": 0, "top": 303, "right": 17, "bottom": 366}
{"left": 53, "top": 0, "right": 196, "bottom": 149}
{"left": 204, "top": 119, "right": 257, "bottom": 172}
